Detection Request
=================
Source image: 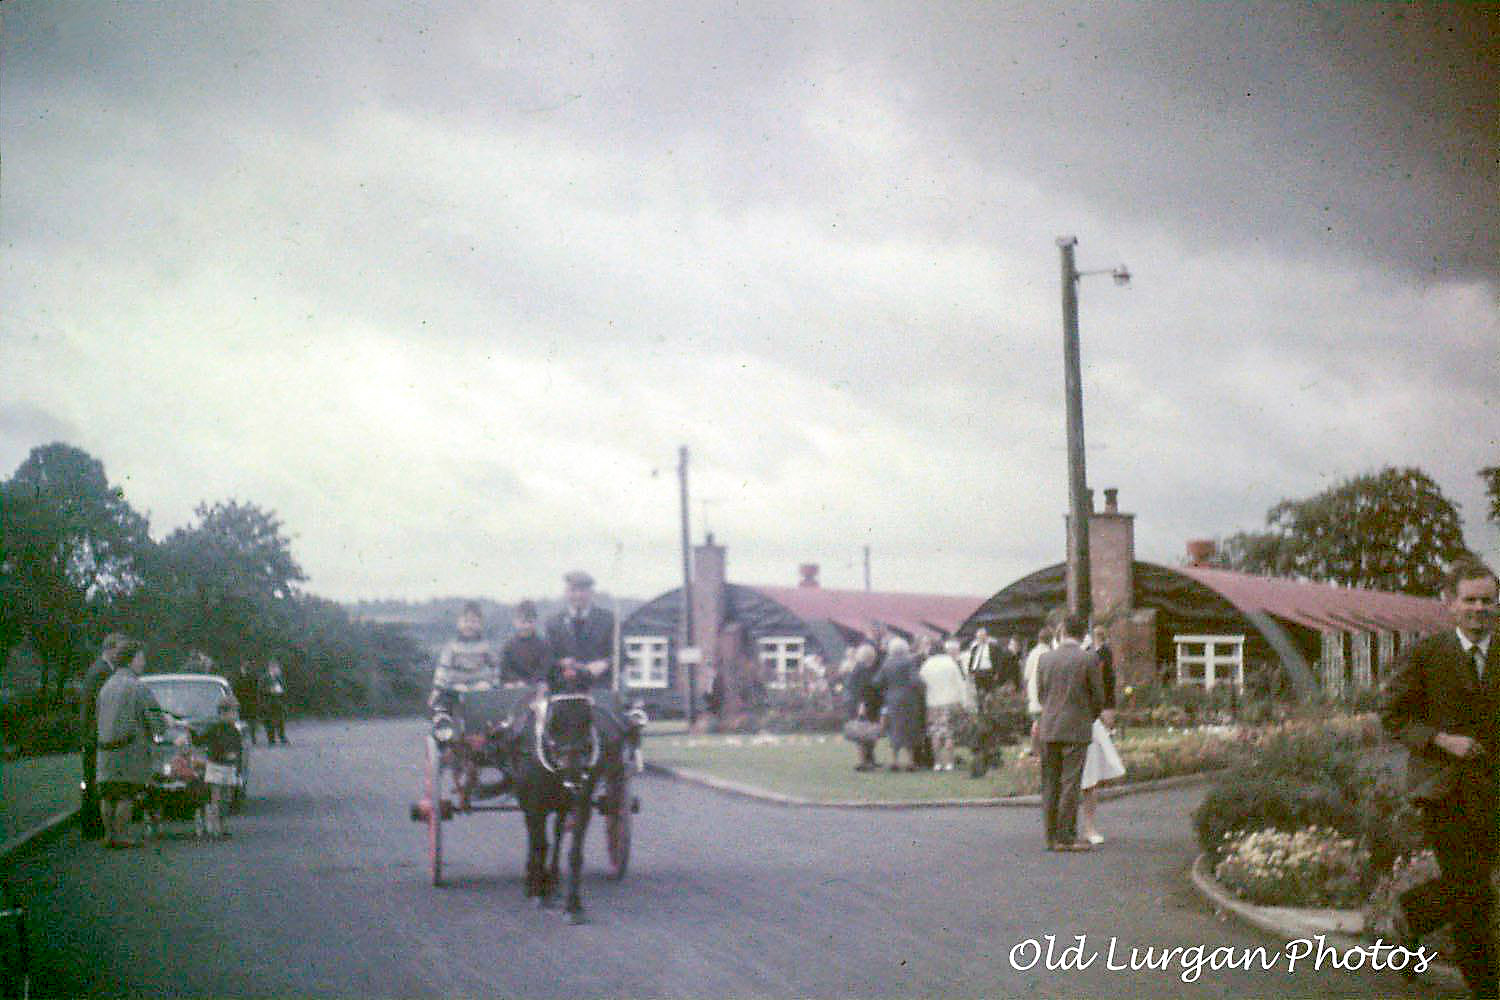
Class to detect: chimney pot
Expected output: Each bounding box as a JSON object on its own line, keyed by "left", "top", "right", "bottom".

{"left": 1086, "top": 487, "right": 1096, "bottom": 513}
{"left": 1186, "top": 539, "right": 1217, "bottom": 566}
{"left": 798, "top": 563, "right": 820, "bottom": 588}
{"left": 1104, "top": 488, "right": 1119, "bottom": 514}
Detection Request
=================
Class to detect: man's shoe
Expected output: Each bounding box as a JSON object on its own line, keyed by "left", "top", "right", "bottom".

{"left": 1390, "top": 908, "right": 1420, "bottom": 980}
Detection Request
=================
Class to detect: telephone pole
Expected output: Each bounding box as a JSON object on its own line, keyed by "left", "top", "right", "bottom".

{"left": 1057, "top": 236, "right": 1130, "bottom": 623}
{"left": 678, "top": 445, "right": 696, "bottom": 724}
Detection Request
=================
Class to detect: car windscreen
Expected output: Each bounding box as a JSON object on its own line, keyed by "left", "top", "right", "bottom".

{"left": 143, "top": 679, "right": 227, "bottom": 719}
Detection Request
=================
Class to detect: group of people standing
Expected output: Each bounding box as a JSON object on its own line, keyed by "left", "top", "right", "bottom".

{"left": 839, "top": 616, "right": 1126, "bottom": 847}
{"left": 229, "top": 659, "right": 289, "bottom": 746}
{"left": 842, "top": 626, "right": 1024, "bottom": 773}
{"left": 1029, "top": 614, "right": 1124, "bottom": 852}
{"left": 79, "top": 637, "right": 281, "bottom": 847}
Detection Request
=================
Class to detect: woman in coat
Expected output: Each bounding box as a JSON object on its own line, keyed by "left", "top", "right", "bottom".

{"left": 875, "top": 637, "right": 924, "bottom": 772}
{"left": 95, "top": 638, "right": 164, "bottom": 848}
{"left": 845, "top": 643, "right": 883, "bottom": 771}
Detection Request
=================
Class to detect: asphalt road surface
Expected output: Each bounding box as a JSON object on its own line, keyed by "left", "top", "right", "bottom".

{"left": 8, "top": 719, "right": 1463, "bottom": 998}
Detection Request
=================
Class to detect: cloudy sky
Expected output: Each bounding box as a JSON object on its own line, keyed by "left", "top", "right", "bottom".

{"left": 3, "top": 2, "right": 1496, "bottom": 603}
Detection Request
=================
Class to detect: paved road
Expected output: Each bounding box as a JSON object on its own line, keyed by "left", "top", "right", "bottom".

{"left": 7, "top": 719, "right": 1461, "bottom": 997}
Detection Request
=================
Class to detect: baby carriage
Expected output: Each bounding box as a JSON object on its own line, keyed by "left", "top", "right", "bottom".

{"left": 144, "top": 738, "right": 210, "bottom": 839}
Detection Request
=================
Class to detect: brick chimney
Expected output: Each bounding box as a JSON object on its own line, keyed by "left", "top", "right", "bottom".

{"left": 1186, "top": 539, "right": 1217, "bottom": 566}
{"left": 690, "top": 533, "right": 727, "bottom": 692}
{"left": 798, "top": 563, "right": 820, "bottom": 588}
{"left": 1066, "top": 487, "right": 1135, "bottom": 621}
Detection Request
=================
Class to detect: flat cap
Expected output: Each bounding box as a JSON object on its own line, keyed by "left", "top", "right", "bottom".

{"left": 564, "top": 570, "right": 595, "bottom": 588}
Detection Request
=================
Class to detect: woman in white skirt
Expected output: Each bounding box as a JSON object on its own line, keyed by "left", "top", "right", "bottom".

{"left": 1080, "top": 631, "right": 1125, "bottom": 845}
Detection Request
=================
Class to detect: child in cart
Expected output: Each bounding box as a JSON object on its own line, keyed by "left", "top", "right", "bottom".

{"left": 199, "top": 697, "right": 243, "bottom": 838}
{"left": 150, "top": 738, "right": 208, "bottom": 840}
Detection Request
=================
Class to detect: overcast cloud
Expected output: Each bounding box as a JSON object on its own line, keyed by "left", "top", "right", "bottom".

{"left": 2, "top": 2, "right": 1495, "bottom": 602}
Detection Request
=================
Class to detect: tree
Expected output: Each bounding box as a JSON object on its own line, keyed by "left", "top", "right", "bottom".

{"left": 1483, "top": 466, "right": 1500, "bottom": 528}
{"left": 1220, "top": 467, "right": 1470, "bottom": 596}
{"left": 151, "top": 500, "right": 307, "bottom": 668}
{"left": 1, "top": 444, "right": 153, "bottom": 692}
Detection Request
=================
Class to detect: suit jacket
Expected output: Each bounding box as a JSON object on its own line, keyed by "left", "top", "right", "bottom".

{"left": 1037, "top": 641, "right": 1105, "bottom": 744}
{"left": 545, "top": 606, "right": 617, "bottom": 687}
{"left": 1382, "top": 629, "right": 1500, "bottom": 804}
{"left": 79, "top": 657, "right": 114, "bottom": 751}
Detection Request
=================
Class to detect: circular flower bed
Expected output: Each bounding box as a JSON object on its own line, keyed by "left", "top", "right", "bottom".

{"left": 1213, "top": 826, "right": 1368, "bottom": 908}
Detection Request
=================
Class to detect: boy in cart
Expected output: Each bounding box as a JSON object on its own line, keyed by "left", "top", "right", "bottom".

{"left": 428, "top": 601, "right": 502, "bottom": 710}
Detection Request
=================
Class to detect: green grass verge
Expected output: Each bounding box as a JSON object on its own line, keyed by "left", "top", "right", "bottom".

{"left": 1, "top": 752, "right": 81, "bottom": 843}
{"left": 647, "top": 726, "right": 1239, "bottom": 803}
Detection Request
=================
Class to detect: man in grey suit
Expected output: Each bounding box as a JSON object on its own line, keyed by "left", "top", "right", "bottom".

{"left": 1037, "top": 613, "right": 1106, "bottom": 852}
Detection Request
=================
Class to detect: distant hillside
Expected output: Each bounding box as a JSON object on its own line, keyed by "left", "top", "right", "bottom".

{"left": 346, "top": 595, "right": 645, "bottom": 658}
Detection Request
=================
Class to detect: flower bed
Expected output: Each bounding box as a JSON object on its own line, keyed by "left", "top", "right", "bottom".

{"left": 1213, "top": 826, "right": 1367, "bottom": 908}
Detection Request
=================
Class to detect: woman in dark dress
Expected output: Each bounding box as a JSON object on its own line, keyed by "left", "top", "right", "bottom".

{"left": 875, "top": 637, "right": 924, "bottom": 772}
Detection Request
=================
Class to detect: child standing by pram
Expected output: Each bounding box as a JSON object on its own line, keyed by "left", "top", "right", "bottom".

{"left": 199, "top": 698, "right": 243, "bottom": 838}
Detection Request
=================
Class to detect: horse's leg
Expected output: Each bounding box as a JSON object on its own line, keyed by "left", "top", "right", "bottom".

{"left": 564, "top": 790, "right": 591, "bottom": 924}
{"left": 547, "top": 808, "right": 564, "bottom": 901}
{"left": 523, "top": 806, "right": 549, "bottom": 903}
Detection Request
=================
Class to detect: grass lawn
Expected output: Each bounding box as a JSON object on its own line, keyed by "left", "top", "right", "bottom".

{"left": 1, "top": 752, "right": 80, "bottom": 843}
{"left": 646, "top": 726, "right": 1237, "bottom": 804}
{"left": 647, "top": 733, "right": 1018, "bottom": 803}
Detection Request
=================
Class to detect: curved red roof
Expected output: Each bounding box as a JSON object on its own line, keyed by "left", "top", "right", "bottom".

{"left": 1175, "top": 565, "right": 1451, "bottom": 634}
{"left": 748, "top": 585, "right": 986, "bottom": 639}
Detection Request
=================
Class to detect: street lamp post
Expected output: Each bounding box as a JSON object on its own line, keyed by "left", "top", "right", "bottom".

{"left": 1057, "top": 236, "right": 1130, "bottom": 624}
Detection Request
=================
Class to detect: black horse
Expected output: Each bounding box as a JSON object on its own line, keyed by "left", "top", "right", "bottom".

{"left": 513, "top": 693, "right": 607, "bottom": 923}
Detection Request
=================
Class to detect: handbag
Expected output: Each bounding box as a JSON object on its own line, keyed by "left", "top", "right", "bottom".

{"left": 843, "top": 718, "right": 882, "bottom": 744}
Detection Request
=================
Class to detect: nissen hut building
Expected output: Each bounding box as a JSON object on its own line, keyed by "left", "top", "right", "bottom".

{"left": 620, "top": 535, "right": 985, "bottom": 716}
{"left": 958, "top": 489, "right": 1452, "bottom": 700}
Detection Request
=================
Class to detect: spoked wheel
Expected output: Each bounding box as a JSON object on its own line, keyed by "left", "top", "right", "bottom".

{"left": 424, "top": 736, "right": 444, "bottom": 886}
{"left": 605, "top": 774, "right": 633, "bottom": 880}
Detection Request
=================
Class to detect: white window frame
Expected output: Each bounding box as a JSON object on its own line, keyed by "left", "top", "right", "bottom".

{"left": 757, "top": 635, "right": 805, "bottom": 691}
{"left": 622, "top": 635, "right": 670, "bottom": 689}
{"left": 1174, "top": 634, "right": 1245, "bottom": 692}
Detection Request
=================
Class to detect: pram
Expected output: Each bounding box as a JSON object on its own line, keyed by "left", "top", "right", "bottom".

{"left": 143, "top": 739, "right": 210, "bottom": 839}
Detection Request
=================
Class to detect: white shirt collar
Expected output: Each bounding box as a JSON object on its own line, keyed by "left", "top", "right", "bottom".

{"left": 1458, "top": 629, "right": 1492, "bottom": 658}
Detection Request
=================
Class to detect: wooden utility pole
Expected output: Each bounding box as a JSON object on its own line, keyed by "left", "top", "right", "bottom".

{"left": 678, "top": 445, "right": 696, "bottom": 725}
{"left": 863, "top": 545, "right": 872, "bottom": 592}
{"left": 1058, "top": 236, "right": 1092, "bottom": 623}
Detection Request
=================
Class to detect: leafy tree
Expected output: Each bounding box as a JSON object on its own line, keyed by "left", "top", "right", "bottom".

{"left": 1483, "top": 466, "right": 1500, "bottom": 527}
{"left": 1220, "top": 467, "right": 1470, "bottom": 596}
{"left": 151, "top": 500, "right": 306, "bottom": 668}
{"left": 0, "top": 443, "right": 151, "bottom": 692}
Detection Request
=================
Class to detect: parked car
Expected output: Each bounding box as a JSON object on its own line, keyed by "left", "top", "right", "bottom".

{"left": 140, "top": 673, "right": 252, "bottom": 813}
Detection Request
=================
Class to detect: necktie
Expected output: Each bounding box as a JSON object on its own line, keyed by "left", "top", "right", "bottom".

{"left": 1477, "top": 646, "right": 1488, "bottom": 682}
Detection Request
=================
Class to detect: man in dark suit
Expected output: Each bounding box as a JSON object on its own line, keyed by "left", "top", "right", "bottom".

{"left": 1383, "top": 558, "right": 1499, "bottom": 997}
{"left": 545, "top": 571, "right": 616, "bottom": 692}
{"left": 1037, "top": 613, "right": 1106, "bottom": 853}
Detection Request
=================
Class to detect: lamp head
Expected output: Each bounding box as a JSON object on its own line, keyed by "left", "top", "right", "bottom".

{"left": 1112, "top": 266, "right": 1131, "bottom": 287}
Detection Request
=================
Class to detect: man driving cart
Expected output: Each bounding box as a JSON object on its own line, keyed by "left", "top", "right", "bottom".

{"left": 544, "top": 571, "right": 643, "bottom": 809}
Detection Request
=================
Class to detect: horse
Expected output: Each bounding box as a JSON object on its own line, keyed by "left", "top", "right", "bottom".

{"left": 512, "top": 692, "right": 607, "bottom": 923}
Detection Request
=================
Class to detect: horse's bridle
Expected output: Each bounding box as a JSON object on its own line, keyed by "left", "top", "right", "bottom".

{"left": 534, "top": 692, "right": 600, "bottom": 784}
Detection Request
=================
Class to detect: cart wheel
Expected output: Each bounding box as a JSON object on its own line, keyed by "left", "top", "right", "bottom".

{"left": 605, "top": 780, "right": 632, "bottom": 880}
{"left": 425, "top": 739, "right": 444, "bottom": 886}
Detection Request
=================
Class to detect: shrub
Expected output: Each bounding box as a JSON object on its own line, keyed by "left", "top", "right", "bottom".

{"left": 1194, "top": 772, "right": 1362, "bottom": 861}
{"left": 1214, "top": 826, "right": 1368, "bottom": 908}
{"left": 757, "top": 703, "right": 846, "bottom": 734}
{"left": 952, "top": 690, "right": 1030, "bottom": 754}
{"left": 1, "top": 689, "right": 82, "bottom": 757}
{"left": 1358, "top": 769, "right": 1426, "bottom": 884}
